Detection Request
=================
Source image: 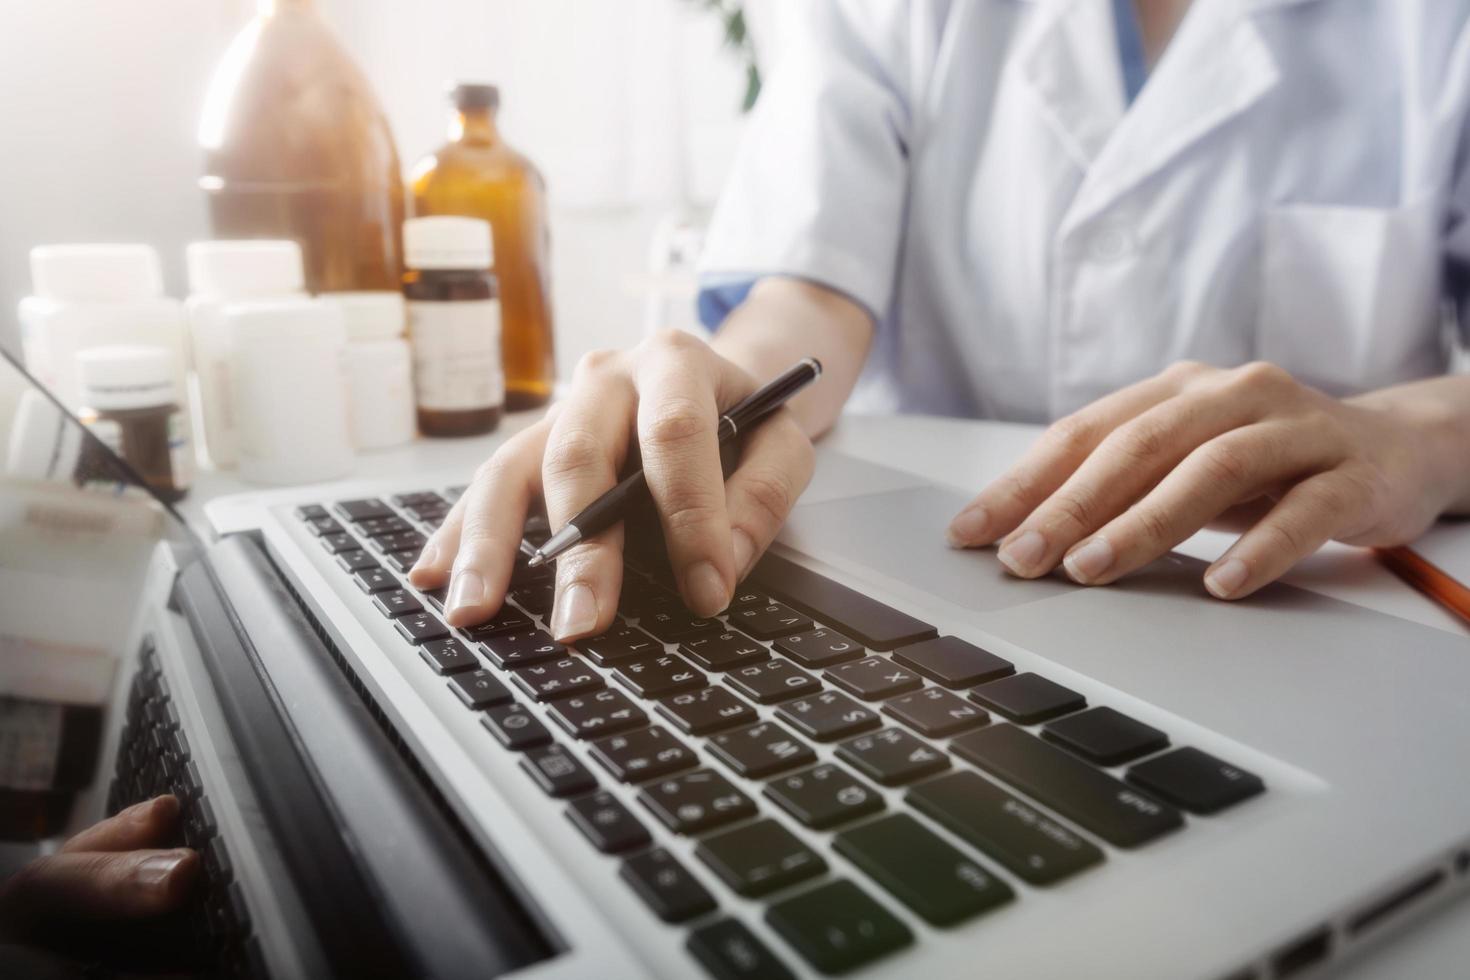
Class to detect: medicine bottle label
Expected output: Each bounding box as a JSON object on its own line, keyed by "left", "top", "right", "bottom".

{"left": 408, "top": 299, "right": 505, "bottom": 412}
{"left": 168, "top": 413, "right": 194, "bottom": 490}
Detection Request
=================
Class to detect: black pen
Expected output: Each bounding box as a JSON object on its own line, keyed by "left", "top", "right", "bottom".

{"left": 526, "top": 357, "right": 823, "bottom": 568}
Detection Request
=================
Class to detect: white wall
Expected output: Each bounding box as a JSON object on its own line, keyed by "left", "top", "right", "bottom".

{"left": 0, "top": 0, "right": 767, "bottom": 372}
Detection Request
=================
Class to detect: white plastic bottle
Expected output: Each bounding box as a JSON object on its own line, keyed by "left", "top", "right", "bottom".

{"left": 326, "top": 291, "right": 417, "bottom": 451}
{"left": 225, "top": 298, "right": 353, "bottom": 486}
{"left": 185, "top": 240, "right": 305, "bottom": 468}
{"left": 18, "top": 244, "right": 188, "bottom": 411}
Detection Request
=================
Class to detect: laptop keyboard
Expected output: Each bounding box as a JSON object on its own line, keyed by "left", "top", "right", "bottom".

{"left": 298, "top": 492, "right": 1267, "bottom": 977}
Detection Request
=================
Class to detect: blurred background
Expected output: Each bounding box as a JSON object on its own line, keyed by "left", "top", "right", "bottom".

{"left": 0, "top": 0, "right": 788, "bottom": 366}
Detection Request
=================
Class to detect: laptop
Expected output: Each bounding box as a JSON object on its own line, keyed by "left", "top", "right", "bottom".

{"left": 5, "top": 346, "right": 1470, "bottom": 980}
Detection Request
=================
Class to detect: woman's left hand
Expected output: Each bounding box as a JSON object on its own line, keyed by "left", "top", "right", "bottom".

{"left": 946, "top": 361, "right": 1469, "bottom": 599}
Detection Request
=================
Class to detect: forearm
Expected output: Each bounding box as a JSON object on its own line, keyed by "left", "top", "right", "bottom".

{"left": 709, "top": 276, "right": 874, "bottom": 438}
{"left": 1349, "top": 373, "right": 1470, "bottom": 514}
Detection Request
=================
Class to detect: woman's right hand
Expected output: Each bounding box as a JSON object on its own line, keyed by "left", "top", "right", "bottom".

{"left": 409, "top": 329, "right": 816, "bottom": 642}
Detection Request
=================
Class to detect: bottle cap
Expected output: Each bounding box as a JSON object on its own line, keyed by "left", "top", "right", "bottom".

{"left": 221, "top": 297, "right": 347, "bottom": 347}
{"left": 30, "top": 245, "right": 164, "bottom": 302}
{"left": 77, "top": 346, "right": 178, "bottom": 411}
{"left": 186, "top": 240, "right": 304, "bottom": 297}
{"left": 404, "top": 216, "right": 494, "bottom": 270}
{"left": 325, "top": 291, "right": 406, "bottom": 342}
{"left": 452, "top": 82, "right": 500, "bottom": 111}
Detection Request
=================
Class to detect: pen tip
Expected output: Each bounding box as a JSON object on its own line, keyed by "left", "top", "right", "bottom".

{"left": 526, "top": 553, "right": 545, "bottom": 568}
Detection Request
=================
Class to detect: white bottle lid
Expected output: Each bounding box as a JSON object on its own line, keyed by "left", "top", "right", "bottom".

{"left": 186, "top": 240, "right": 304, "bottom": 297}
{"left": 30, "top": 244, "right": 164, "bottom": 302}
{"left": 222, "top": 297, "right": 347, "bottom": 347}
{"left": 404, "top": 216, "right": 493, "bottom": 270}
{"left": 326, "top": 291, "right": 406, "bottom": 342}
{"left": 77, "top": 346, "right": 177, "bottom": 411}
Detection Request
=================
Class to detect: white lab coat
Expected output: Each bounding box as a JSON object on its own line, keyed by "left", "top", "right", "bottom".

{"left": 699, "top": 0, "right": 1470, "bottom": 422}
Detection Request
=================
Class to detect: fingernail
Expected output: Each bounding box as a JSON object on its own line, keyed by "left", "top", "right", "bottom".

{"left": 1204, "top": 557, "right": 1249, "bottom": 599}
{"left": 1063, "top": 536, "right": 1114, "bottom": 584}
{"left": 997, "top": 529, "right": 1046, "bottom": 576}
{"left": 552, "top": 582, "right": 599, "bottom": 640}
{"left": 731, "top": 530, "right": 756, "bottom": 579}
{"left": 685, "top": 561, "right": 729, "bottom": 616}
{"left": 135, "top": 851, "right": 189, "bottom": 889}
{"left": 446, "top": 569, "right": 485, "bottom": 617}
{"left": 946, "top": 506, "right": 991, "bottom": 547}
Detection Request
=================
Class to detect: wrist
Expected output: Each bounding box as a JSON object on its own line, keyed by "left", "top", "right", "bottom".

{"left": 1354, "top": 379, "right": 1470, "bottom": 514}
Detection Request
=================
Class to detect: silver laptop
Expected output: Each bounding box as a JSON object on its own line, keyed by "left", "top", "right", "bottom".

{"left": 8, "top": 348, "right": 1470, "bottom": 979}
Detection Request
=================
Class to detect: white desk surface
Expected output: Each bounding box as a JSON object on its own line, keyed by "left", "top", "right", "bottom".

{"left": 184, "top": 410, "right": 1470, "bottom": 979}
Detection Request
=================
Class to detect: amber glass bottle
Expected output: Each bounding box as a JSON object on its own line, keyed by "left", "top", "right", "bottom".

{"left": 410, "top": 84, "right": 555, "bottom": 410}
{"left": 198, "top": 0, "right": 404, "bottom": 292}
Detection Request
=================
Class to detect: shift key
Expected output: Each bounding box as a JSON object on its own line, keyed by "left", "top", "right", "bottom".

{"left": 907, "top": 771, "right": 1103, "bottom": 885}
{"left": 951, "top": 724, "right": 1183, "bottom": 848}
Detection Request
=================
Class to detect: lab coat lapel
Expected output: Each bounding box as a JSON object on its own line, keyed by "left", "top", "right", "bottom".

{"left": 1060, "top": 0, "right": 1284, "bottom": 234}
{"left": 1012, "top": 0, "right": 1128, "bottom": 170}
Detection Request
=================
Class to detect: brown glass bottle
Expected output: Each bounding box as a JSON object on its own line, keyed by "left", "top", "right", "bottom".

{"left": 410, "top": 84, "right": 555, "bottom": 410}
{"left": 199, "top": 0, "right": 404, "bottom": 292}
{"left": 403, "top": 217, "right": 504, "bottom": 437}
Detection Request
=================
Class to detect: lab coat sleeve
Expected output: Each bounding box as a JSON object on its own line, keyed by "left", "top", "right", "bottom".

{"left": 1447, "top": 135, "right": 1470, "bottom": 347}
{"left": 697, "top": 0, "right": 913, "bottom": 326}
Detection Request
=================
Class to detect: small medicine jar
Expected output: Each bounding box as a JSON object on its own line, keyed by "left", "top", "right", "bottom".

{"left": 402, "top": 216, "right": 504, "bottom": 437}
{"left": 76, "top": 345, "right": 192, "bottom": 502}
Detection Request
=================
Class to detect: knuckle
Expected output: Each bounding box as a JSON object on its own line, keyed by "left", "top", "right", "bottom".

{"left": 647, "top": 327, "right": 700, "bottom": 355}
{"left": 1047, "top": 413, "right": 1099, "bottom": 455}
{"left": 573, "top": 348, "right": 620, "bottom": 379}
{"left": 1233, "top": 360, "right": 1293, "bottom": 392}
{"left": 542, "top": 426, "right": 608, "bottom": 481}
{"left": 740, "top": 468, "right": 797, "bottom": 528}
{"left": 1047, "top": 489, "right": 1098, "bottom": 531}
{"left": 989, "top": 473, "right": 1034, "bottom": 513}
{"left": 1196, "top": 439, "right": 1255, "bottom": 487}
{"left": 642, "top": 396, "right": 711, "bottom": 450}
{"left": 1111, "top": 416, "right": 1171, "bottom": 464}
{"left": 1133, "top": 505, "right": 1175, "bottom": 546}
{"left": 1258, "top": 517, "right": 1309, "bottom": 557}
{"left": 1164, "top": 359, "right": 1209, "bottom": 383}
{"left": 660, "top": 494, "right": 725, "bottom": 540}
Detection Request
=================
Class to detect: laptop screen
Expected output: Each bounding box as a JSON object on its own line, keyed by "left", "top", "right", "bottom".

{"left": 0, "top": 348, "right": 198, "bottom": 709}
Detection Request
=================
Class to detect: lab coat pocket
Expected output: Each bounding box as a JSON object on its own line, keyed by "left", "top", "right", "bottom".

{"left": 1258, "top": 196, "right": 1444, "bottom": 395}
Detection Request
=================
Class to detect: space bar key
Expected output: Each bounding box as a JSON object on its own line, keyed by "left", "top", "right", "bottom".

{"left": 750, "top": 553, "right": 937, "bottom": 652}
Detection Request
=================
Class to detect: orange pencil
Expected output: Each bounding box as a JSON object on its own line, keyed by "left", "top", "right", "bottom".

{"left": 1377, "top": 545, "right": 1470, "bottom": 626}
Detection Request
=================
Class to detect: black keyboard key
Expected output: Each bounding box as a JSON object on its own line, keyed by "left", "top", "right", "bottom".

{"left": 1042, "top": 706, "right": 1168, "bottom": 766}
{"left": 589, "top": 726, "right": 697, "bottom": 783}
{"left": 638, "top": 769, "right": 756, "bottom": 834}
{"left": 418, "top": 637, "right": 479, "bottom": 675}
{"left": 763, "top": 763, "right": 883, "bottom": 829}
{"left": 642, "top": 605, "right": 723, "bottom": 642}
{"left": 480, "top": 629, "right": 565, "bottom": 669}
{"left": 726, "top": 588, "right": 769, "bottom": 611}
{"left": 336, "top": 551, "right": 380, "bottom": 573}
{"left": 709, "top": 722, "right": 815, "bottom": 778}
{"left": 520, "top": 743, "right": 597, "bottom": 798}
{"left": 724, "top": 659, "right": 820, "bottom": 705}
{"left": 449, "top": 669, "right": 513, "bottom": 708}
{"left": 836, "top": 728, "right": 949, "bottom": 786}
{"left": 353, "top": 515, "right": 412, "bottom": 538}
{"left": 620, "top": 847, "right": 717, "bottom": 923}
{"left": 392, "top": 490, "right": 444, "bottom": 508}
{"left": 394, "top": 612, "right": 450, "bottom": 645}
{"left": 382, "top": 551, "right": 419, "bottom": 574}
{"left": 295, "top": 503, "right": 329, "bottom": 521}
{"left": 882, "top": 687, "right": 989, "bottom": 738}
{"left": 892, "top": 636, "right": 1013, "bottom": 688}
{"left": 335, "top": 498, "right": 393, "bottom": 522}
{"left": 580, "top": 623, "right": 663, "bottom": 666}
{"left": 969, "top": 672, "right": 1085, "bottom": 724}
{"left": 835, "top": 813, "right": 1013, "bottom": 926}
{"left": 511, "top": 656, "right": 603, "bottom": 702}
{"left": 305, "top": 515, "right": 345, "bottom": 537}
{"left": 353, "top": 567, "right": 398, "bottom": 594}
{"left": 370, "top": 530, "right": 428, "bottom": 555}
{"left": 752, "top": 552, "right": 937, "bottom": 651}
{"left": 548, "top": 689, "right": 646, "bottom": 739}
{"left": 726, "top": 601, "right": 814, "bottom": 642}
{"left": 657, "top": 687, "right": 757, "bottom": 736}
{"left": 320, "top": 532, "right": 362, "bottom": 555}
{"left": 1127, "top": 747, "right": 1265, "bottom": 814}
{"left": 420, "top": 585, "right": 449, "bottom": 612}
{"left": 775, "top": 690, "right": 881, "bottom": 742}
{"left": 680, "top": 629, "right": 768, "bottom": 671}
{"left": 566, "top": 791, "right": 651, "bottom": 854}
{"left": 907, "top": 770, "right": 1103, "bottom": 884}
{"left": 696, "top": 819, "right": 827, "bottom": 897}
{"left": 766, "top": 879, "right": 912, "bottom": 975}
{"left": 510, "top": 582, "right": 554, "bottom": 617}
{"left": 482, "top": 703, "right": 552, "bottom": 750}
{"left": 953, "top": 724, "right": 1182, "bottom": 847}
{"left": 772, "top": 627, "right": 864, "bottom": 669}
{"left": 824, "top": 657, "right": 922, "bottom": 701}
{"left": 687, "top": 919, "right": 795, "bottom": 980}
{"left": 462, "top": 606, "right": 536, "bottom": 640}
{"left": 613, "top": 653, "right": 705, "bottom": 699}
{"left": 373, "top": 589, "right": 423, "bottom": 618}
